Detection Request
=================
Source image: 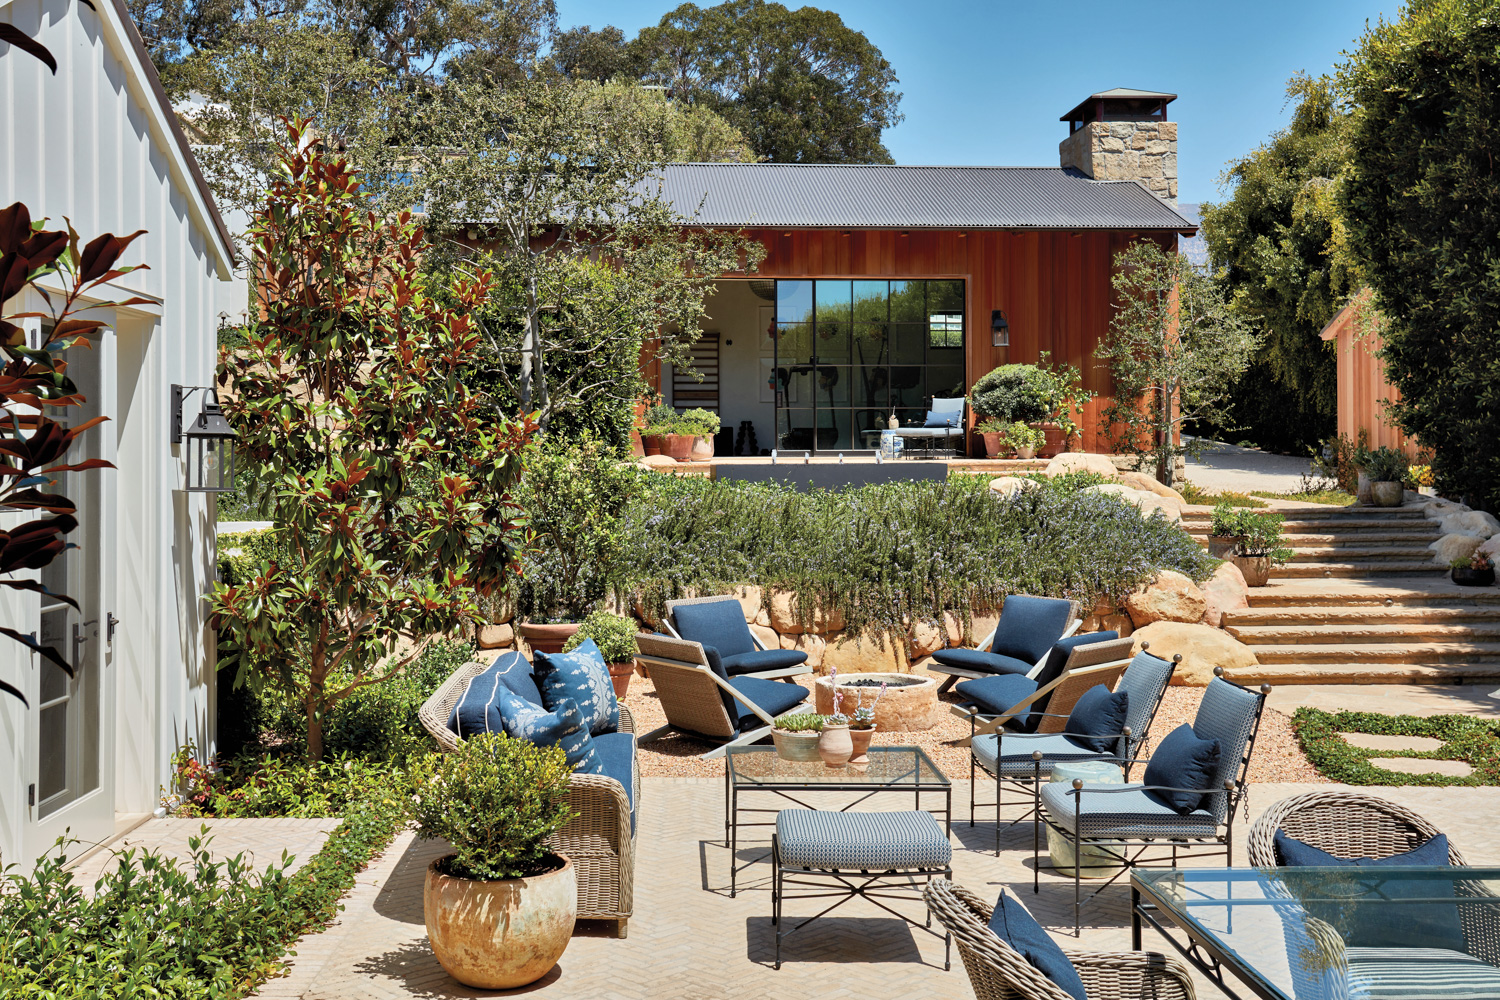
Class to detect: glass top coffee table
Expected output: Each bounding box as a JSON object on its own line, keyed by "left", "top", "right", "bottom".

{"left": 1132, "top": 866, "right": 1500, "bottom": 1000}
{"left": 724, "top": 746, "right": 951, "bottom": 895}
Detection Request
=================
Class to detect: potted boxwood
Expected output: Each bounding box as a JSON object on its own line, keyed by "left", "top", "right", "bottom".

{"left": 1452, "top": 552, "right": 1496, "bottom": 587}
{"left": 679, "top": 407, "right": 721, "bottom": 462}
{"left": 968, "top": 364, "right": 1052, "bottom": 452}
{"left": 565, "top": 609, "right": 640, "bottom": 698}
{"left": 412, "top": 733, "right": 577, "bottom": 990}
{"left": 1364, "top": 446, "right": 1409, "bottom": 508}
{"left": 1000, "top": 421, "right": 1045, "bottom": 460}
{"left": 640, "top": 402, "right": 677, "bottom": 457}
{"left": 771, "top": 711, "right": 824, "bottom": 761}
{"left": 1229, "top": 510, "right": 1294, "bottom": 587}
{"left": 1208, "top": 502, "right": 1241, "bottom": 559}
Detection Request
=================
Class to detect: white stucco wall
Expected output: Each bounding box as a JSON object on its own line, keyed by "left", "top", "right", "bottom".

{"left": 675, "top": 280, "right": 776, "bottom": 455}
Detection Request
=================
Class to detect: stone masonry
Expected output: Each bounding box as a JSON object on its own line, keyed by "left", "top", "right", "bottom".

{"left": 1059, "top": 121, "right": 1178, "bottom": 202}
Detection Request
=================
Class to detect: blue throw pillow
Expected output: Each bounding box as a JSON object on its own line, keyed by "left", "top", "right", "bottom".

{"left": 672, "top": 599, "right": 756, "bottom": 658}
{"left": 924, "top": 409, "right": 960, "bottom": 428}
{"left": 990, "top": 596, "right": 1074, "bottom": 665}
{"left": 1064, "top": 684, "right": 1128, "bottom": 754}
{"left": 446, "top": 666, "right": 507, "bottom": 738}
{"left": 491, "top": 649, "right": 543, "bottom": 706}
{"left": 987, "top": 891, "right": 1086, "bottom": 1000}
{"left": 1142, "top": 724, "right": 1220, "bottom": 813}
{"left": 533, "top": 638, "right": 620, "bottom": 737}
{"left": 451, "top": 683, "right": 598, "bottom": 773}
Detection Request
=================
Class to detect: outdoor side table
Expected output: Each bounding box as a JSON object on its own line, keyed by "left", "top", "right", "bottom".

{"left": 725, "top": 745, "right": 951, "bottom": 895}
{"left": 1045, "top": 759, "right": 1124, "bottom": 879}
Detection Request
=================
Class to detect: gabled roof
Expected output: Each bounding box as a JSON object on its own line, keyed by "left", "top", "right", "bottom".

{"left": 1060, "top": 88, "right": 1177, "bottom": 122}
{"left": 648, "top": 163, "right": 1197, "bottom": 232}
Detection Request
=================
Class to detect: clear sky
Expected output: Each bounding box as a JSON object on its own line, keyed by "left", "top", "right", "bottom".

{"left": 554, "top": 0, "right": 1401, "bottom": 206}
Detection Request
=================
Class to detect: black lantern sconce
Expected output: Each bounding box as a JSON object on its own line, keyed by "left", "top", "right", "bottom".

{"left": 990, "top": 309, "right": 1010, "bottom": 348}
{"left": 171, "top": 384, "right": 238, "bottom": 493}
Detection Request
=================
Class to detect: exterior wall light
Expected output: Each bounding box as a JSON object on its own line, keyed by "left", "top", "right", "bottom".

{"left": 171, "top": 384, "right": 238, "bottom": 493}
{"left": 991, "top": 309, "right": 1010, "bottom": 347}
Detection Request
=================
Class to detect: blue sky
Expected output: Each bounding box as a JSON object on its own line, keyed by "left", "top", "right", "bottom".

{"left": 555, "top": 0, "right": 1400, "bottom": 206}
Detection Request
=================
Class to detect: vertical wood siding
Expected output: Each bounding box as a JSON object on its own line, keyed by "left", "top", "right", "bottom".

{"left": 1323, "top": 309, "right": 1417, "bottom": 458}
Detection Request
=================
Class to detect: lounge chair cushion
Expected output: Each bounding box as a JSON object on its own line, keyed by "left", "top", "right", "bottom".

{"left": 972, "top": 732, "right": 1101, "bottom": 777}
{"left": 1039, "top": 782, "right": 1218, "bottom": 838}
{"left": 590, "top": 732, "right": 637, "bottom": 834}
{"left": 721, "top": 648, "right": 808, "bottom": 675}
{"left": 1064, "top": 684, "right": 1129, "bottom": 753}
{"left": 534, "top": 639, "right": 620, "bottom": 737}
{"left": 930, "top": 646, "right": 1034, "bottom": 677}
{"left": 986, "top": 890, "right": 1087, "bottom": 1000}
{"left": 1142, "top": 724, "right": 1220, "bottom": 814}
{"left": 491, "top": 649, "right": 544, "bottom": 706}
{"left": 990, "top": 595, "right": 1074, "bottom": 664}
{"left": 1345, "top": 947, "right": 1500, "bottom": 998}
{"left": 672, "top": 599, "right": 757, "bottom": 658}
{"left": 954, "top": 673, "right": 1041, "bottom": 731}
{"left": 446, "top": 663, "right": 509, "bottom": 739}
{"left": 728, "top": 675, "right": 808, "bottom": 732}
{"left": 1035, "top": 631, "right": 1120, "bottom": 690}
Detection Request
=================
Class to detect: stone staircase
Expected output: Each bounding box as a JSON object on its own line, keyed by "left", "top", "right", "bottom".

{"left": 1183, "top": 505, "right": 1500, "bottom": 685}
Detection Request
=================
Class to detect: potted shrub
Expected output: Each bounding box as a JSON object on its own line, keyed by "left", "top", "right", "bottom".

{"left": 679, "top": 407, "right": 721, "bottom": 462}
{"left": 1452, "top": 552, "right": 1496, "bottom": 588}
{"left": 412, "top": 733, "right": 577, "bottom": 990}
{"left": 640, "top": 402, "right": 676, "bottom": 457}
{"left": 1230, "top": 510, "right": 1294, "bottom": 587}
{"left": 771, "top": 711, "right": 824, "bottom": 761}
{"left": 1364, "top": 446, "right": 1409, "bottom": 507}
{"left": 1208, "top": 502, "right": 1241, "bottom": 559}
{"left": 847, "top": 682, "right": 885, "bottom": 765}
{"left": 968, "top": 364, "right": 1052, "bottom": 447}
{"left": 565, "top": 609, "right": 640, "bottom": 698}
{"left": 975, "top": 417, "right": 1009, "bottom": 458}
{"left": 1034, "top": 353, "right": 1095, "bottom": 457}
{"left": 1000, "top": 421, "right": 1045, "bottom": 460}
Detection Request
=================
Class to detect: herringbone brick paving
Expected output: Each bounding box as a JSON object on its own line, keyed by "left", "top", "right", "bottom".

{"left": 248, "top": 779, "right": 1500, "bottom": 1000}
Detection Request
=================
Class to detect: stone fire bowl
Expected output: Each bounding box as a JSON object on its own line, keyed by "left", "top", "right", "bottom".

{"left": 814, "top": 672, "right": 939, "bottom": 732}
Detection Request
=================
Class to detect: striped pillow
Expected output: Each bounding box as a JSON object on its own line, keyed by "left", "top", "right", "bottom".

{"left": 445, "top": 666, "right": 507, "bottom": 739}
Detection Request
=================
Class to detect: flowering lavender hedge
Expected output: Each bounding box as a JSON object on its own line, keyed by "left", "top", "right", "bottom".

{"left": 615, "top": 475, "right": 1214, "bottom": 643}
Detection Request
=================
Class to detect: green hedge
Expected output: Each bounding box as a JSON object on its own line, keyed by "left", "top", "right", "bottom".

{"left": 1293, "top": 708, "right": 1500, "bottom": 786}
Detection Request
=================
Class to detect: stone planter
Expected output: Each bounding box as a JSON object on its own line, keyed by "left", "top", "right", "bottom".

{"left": 849, "top": 724, "right": 876, "bottom": 764}
{"left": 1453, "top": 566, "right": 1496, "bottom": 587}
{"left": 642, "top": 434, "right": 665, "bottom": 457}
{"left": 814, "top": 672, "right": 939, "bottom": 732}
{"left": 980, "top": 432, "right": 1004, "bottom": 458}
{"left": 772, "top": 728, "right": 822, "bottom": 762}
{"left": 1355, "top": 468, "right": 1372, "bottom": 505}
{"left": 817, "top": 723, "right": 853, "bottom": 767}
{"left": 424, "top": 854, "right": 576, "bottom": 990}
{"left": 1231, "top": 553, "right": 1271, "bottom": 588}
{"left": 1207, "top": 534, "right": 1240, "bottom": 560}
{"left": 1015, "top": 444, "right": 1036, "bottom": 460}
{"left": 607, "top": 661, "right": 633, "bottom": 698}
{"left": 665, "top": 434, "right": 694, "bottom": 461}
{"left": 517, "top": 621, "right": 580, "bottom": 656}
{"left": 1032, "top": 421, "right": 1065, "bottom": 459}
{"left": 688, "top": 435, "right": 714, "bottom": 462}
{"left": 1370, "top": 480, "right": 1404, "bottom": 508}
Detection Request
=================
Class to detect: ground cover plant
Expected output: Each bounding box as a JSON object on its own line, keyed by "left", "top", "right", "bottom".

{"left": 1293, "top": 708, "right": 1500, "bottom": 786}
{"left": 1178, "top": 482, "right": 1267, "bottom": 508}
{"left": 1250, "top": 488, "right": 1354, "bottom": 506}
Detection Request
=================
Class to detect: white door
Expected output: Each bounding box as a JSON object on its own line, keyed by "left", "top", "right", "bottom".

{"left": 24, "top": 323, "right": 117, "bottom": 860}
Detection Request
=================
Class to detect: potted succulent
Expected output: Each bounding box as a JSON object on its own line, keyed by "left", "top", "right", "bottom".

{"left": 1452, "top": 552, "right": 1496, "bottom": 588}
{"left": 412, "top": 733, "right": 577, "bottom": 990}
{"left": 817, "top": 666, "right": 853, "bottom": 767}
{"left": 679, "top": 407, "right": 721, "bottom": 462}
{"left": 640, "top": 402, "right": 677, "bottom": 457}
{"left": 1208, "top": 502, "right": 1241, "bottom": 559}
{"left": 1364, "top": 446, "right": 1409, "bottom": 508}
{"left": 975, "top": 417, "right": 1009, "bottom": 458}
{"left": 1229, "top": 510, "right": 1294, "bottom": 587}
{"left": 771, "top": 711, "right": 825, "bottom": 761}
{"left": 847, "top": 682, "right": 885, "bottom": 765}
{"left": 1001, "top": 421, "right": 1045, "bottom": 461}
{"left": 565, "top": 609, "right": 640, "bottom": 698}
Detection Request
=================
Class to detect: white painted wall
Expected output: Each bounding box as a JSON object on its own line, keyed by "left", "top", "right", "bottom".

{"left": 693, "top": 280, "right": 776, "bottom": 455}
{"left": 0, "top": 0, "right": 230, "bottom": 867}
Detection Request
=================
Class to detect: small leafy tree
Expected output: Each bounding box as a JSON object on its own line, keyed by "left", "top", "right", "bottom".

{"left": 1098, "top": 242, "right": 1257, "bottom": 487}
{"left": 210, "top": 119, "right": 534, "bottom": 759}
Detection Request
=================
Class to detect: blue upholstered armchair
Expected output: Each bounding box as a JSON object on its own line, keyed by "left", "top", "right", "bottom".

{"left": 929, "top": 595, "right": 1082, "bottom": 694}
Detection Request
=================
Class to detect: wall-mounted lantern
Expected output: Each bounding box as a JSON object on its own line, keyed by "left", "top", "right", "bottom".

{"left": 171, "top": 384, "right": 238, "bottom": 493}
{"left": 990, "top": 309, "right": 1010, "bottom": 348}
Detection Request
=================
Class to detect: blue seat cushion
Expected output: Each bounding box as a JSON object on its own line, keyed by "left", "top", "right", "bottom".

{"left": 986, "top": 890, "right": 1087, "bottom": 1000}
{"left": 721, "top": 648, "right": 808, "bottom": 676}
{"left": 972, "top": 731, "right": 1101, "bottom": 777}
{"left": 1142, "top": 724, "right": 1220, "bottom": 814}
{"left": 776, "top": 809, "right": 951, "bottom": 869}
{"left": 1039, "top": 782, "right": 1218, "bottom": 838}
{"left": 533, "top": 638, "right": 620, "bottom": 737}
{"left": 672, "top": 599, "right": 756, "bottom": 658}
{"left": 1035, "top": 631, "right": 1119, "bottom": 690}
{"left": 590, "top": 732, "right": 637, "bottom": 835}
{"left": 1065, "top": 684, "right": 1129, "bottom": 754}
{"left": 954, "top": 673, "right": 1041, "bottom": 731}
{"left": 728, "top": 675, "right": 809, "bottom": 731}
{"left": 931, "top": 646, "right": 1034, "bottom": 677}
{"left": 991, "top": 596, "right": 1074, "bottom": 664}
{"left": 446, "top": 665, "right": 509, "bottom": 739}
{"left": 491, "top": 650, "right": 543, "bottom": 706}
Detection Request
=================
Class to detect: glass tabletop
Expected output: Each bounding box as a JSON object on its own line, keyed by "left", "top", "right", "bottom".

{"left": 1134, "top": 867, "right": 1500, "bottom": 1000}
{"left": 726, "top": 745, "right": 949, "bottom": 788}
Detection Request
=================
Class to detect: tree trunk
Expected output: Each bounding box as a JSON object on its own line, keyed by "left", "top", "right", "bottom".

{"left": 1156, "top": 382, "right": 1174, "bottom": 487}
{"left": 306, "top": 685, "right": 324, "bottom": 761}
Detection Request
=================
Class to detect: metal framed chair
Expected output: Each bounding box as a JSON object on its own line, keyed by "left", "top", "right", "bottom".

{"left": 634, "top": 632, "right": 811, "bottom": 758}
{"left": 930, "top": 596, "right": 1083, "bottom": 695}
{"left": 663, "top": 595, "right": 811, "bottom": 682}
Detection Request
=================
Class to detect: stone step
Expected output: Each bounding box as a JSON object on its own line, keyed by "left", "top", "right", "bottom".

{"left": 1184, "top": 524, "right": 1439, "bottom": 540}
{"left": 1182, "top": 514, "right": 1433, "bottom": 530}
{"left": 1276, "top": 561, "right": 1445, "bottom": 578}
{"left": 1224, "top": 662, "right": 1500, "bottom": 685}
{"left": 1245, "top": 579, "right": 1500, "bottom": 607}
{"left": 1250, "top": 641, "right": 1500, "bottom": 664}
{"left": 1225, "top": 605, "right": 1500, "bottom": 626}
{"left": 1227, "top": 623, "right": 1500, "bottom": 645}
{"left": 1286, "top": 546, "right": 1439, "bottom": 562}
{"left": 1281, "top": 531, "right": 1441, "bottom": 545}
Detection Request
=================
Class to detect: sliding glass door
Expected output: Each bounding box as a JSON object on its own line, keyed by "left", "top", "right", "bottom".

{"left": 772, "top": 279, "right": 965, "bottom": 452}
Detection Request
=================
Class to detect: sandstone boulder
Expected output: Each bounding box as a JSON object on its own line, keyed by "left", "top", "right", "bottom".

{"left": 1478, "top": 534, "right": 1500, "bottom": 566}
{"left": 1130, "top": 621, "right": 1258, "bottom": 686}
{"left": 821, "top": 631, "right": 909, "bottom": 675}
{"left": 989, "top": 476, "right": 1027, "bottom": 497}
{"left": 1124, "top": 570, "right": 1207, "bottom": 628}
{"left": 1431, "top": 533, "right": 1483, "bottom": 567}
{"left": 1200, "top": 561, "right": 1250, "bottom": 628}
{"left": 1439, "top": 511, "right": 1500, "bottom": 540}
{"left": 779, "top": 632, "right": 826, "bottom": 669}
{"left": 906, "top": 613, "right": 963, "bottom": 659}
{"left": 1044, "top": 452, "right": 1119, "bottom": 478}
{"left": 769, "top": 590, "right": 846, "bottom": 634}
{"left": 639, "top": 454, "right": 678, "bottom": 469}
{"left": 1117, "top": 470, "right": 1187, "bottom": 504}
{"left": 728, "top": 584, "right": 764, "bottom": 623}
{"left": 477, "top": 622, "right": 515, "bottom": 649}
{"left": 1084, "top": 484, "right": 1184, "bottom": 523}
{"left": 749, "top": 623, "right": 782, "bottom": 651}
{"left": 1101, "top": 613, "right": 1135, "bottom": 638}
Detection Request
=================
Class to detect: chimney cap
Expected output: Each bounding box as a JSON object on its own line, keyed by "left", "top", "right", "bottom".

{"left": 1061, "top": 88, "right": 1177, "bottom": 123}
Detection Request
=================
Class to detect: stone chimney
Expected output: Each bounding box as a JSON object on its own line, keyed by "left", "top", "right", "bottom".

{"left": 1059, "top": 89, "right": 1177, "bottom": 203}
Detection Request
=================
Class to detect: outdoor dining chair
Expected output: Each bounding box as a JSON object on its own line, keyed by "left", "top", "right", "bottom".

{"left": 633, "top": 632, "right": 811, "bottom": 758}
{"left": 929, "top": 595, "right": 1083, "bottom": 694}
{"left": 663, "top": 595, "right": 811, "bottom": 681}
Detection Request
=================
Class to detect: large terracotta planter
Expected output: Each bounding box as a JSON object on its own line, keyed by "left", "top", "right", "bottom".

{"left": 424, "top": 854, "right": 576, "bottom": 990}
{"left": 642, "top": 434, "right": 665, "bottom": 457}
{"left": 607, "top": 661, "right": 633, "bottom": 698}
{"left": 517, "top": 621, "right": 581, "bottom": 656}
{"left": 1232, "top": 553, "right": 1272, "bottom": 588}
{"left": 665, "top": 434, "right": 693, "bottom": 461}
{"left": 688, "top": 435, "right": 714, "bottom": 462}
{"left": 1208, "top": 534, "right": 1240, "bottom": 559}
{"left": 1370, "top": 480, "right": 1403, "bottom": 508}
{"left": 980, "top": 432, "right": 1004, "bottom": 458}
{"left": 1032, "top": 422, "right": 1065, "bottom": 459}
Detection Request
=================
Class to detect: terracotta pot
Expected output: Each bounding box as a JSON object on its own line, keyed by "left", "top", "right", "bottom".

{"left": 1370, "top": 480, "right": 1404, "bottom": 508}
{"left": 607, "top": 661, "right": 633, "bottom": 698}
{"left": 688, "top": 435, "right": 714, "bottom": 462}
{"left": 817, "top": 724, "right": 853, "bottom": 768}
{"left": 981, "top": 432, "right": 1004, "bottom": 458}
{"left": 1453, "top": 566, "right": 1496, "bottom": 587}
{"left": 1032, "top": 422, "right": 1065, "bottom": 459}
{"left": 1232, "top": 553, "right": 1272, "bottom": 588}
{"left": 424, "top": 854, "right": 576, "bottom": 990}
{"left": 849, "top": 724, "right": 876, "bottom": 764}
{"left": 517, "top": 621, "right": 581, "bottom": 656}
{"left": 665, "top": 434, "right": 693, "bottom": 461}
{"left": 628, "top": 429, "right": 645, "bottom": 458}
{"left": 642, "top": 434, "right": 665, "bottom": 457}
{"left": 772, "top": 729, "right": 822, "bottom": 762}
{"left": 1207, "top": 534, "right": 1240, "bottom": 560}
{"left": 1015, "top": 444, "right": 1036, "bottom": 460}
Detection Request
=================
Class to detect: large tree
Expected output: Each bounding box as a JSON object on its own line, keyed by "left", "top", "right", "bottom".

{"left": 1340, "top": 0, "right": 1500, "bottom": 508}
{"left": 1199, "top": 73, "right": 1360, "bottom": 453}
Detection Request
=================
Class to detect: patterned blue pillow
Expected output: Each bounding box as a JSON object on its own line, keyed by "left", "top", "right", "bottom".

{"left": 533, "top": 638, "right": 620, "bottom": 737}
{"left": 492, "top": 685, "right": 599, "bottom": 772}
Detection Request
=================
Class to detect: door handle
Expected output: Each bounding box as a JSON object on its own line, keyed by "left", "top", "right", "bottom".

{"left": 73, "top": 620, "right": 99, "bottom": 664}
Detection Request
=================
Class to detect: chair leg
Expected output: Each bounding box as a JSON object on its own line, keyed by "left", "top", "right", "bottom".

{"left": 1073, "top": 794, "right": 1083, "bottom": 937}
{"left": 969, "top": 752, "right": 976, "bottom": 828}
{"left": 615, "top": 918, "right": 628, "bottom": 939}
{"left": 772, "top": 834, "right": 782, "bottom": 970}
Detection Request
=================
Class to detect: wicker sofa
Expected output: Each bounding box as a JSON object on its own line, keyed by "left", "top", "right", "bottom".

{"left": 418, "top": 655, "right": 638, "bottom": 938}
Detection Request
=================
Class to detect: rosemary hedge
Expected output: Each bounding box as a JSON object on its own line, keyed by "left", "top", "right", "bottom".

{"left": 617, "top": 475, "right": 1213, "bottom": 641}
{"left": 1293, "top": 708, "right": 1500, "bottom": 787}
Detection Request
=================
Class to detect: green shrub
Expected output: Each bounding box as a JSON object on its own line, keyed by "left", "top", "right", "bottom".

{"left": 1293, "top": 708, "right": 1500, "bottom": 786}
{"left": 410, "top": 733, "right": 575, "bottom": 880}
{"left": 968, "top": 364, "right": 1055, "bottom": 423}
{"left": 565, "top": 609, "right": 639, "bottom": 663}
{"left": 677, "top": 407, "right": 721, "bottom": 436}
{"left": 1363, "top": 445, "right": 1409, "bottom": 484}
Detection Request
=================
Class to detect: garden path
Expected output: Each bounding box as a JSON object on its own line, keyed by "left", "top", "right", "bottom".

{"left": 1182, "top": 437, "right": 1314, "bottom": 494}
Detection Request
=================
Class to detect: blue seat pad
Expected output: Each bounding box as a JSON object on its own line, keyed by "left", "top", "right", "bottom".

{"left": 972, "top": 732, "right": 1102, "bottom": 777}
{"left": 728, "top": 675, "right": 808, "bottom": 731}
{"left": 991, "top": 596, "right": 1074, "bottom": 664}
{"left": 931, "top": 647, "right": 1034, "bottom": 676}
{"left": 1347, "top": 948, "right": 1500, "bottom": 999}
{"left": 954, "top": 673, "right": 1040, "bottom": 730}
{"left": 1039, "top": 782, "right": 1217, "bottom": 838}
{"left": 776, "top": 809, "right": 952, "bottom": 869}
{"left": 721, "top": 648, "right": 808, "bottom": 675}
{"left": 590, "top": 732, "right": 637, "bottom": 835}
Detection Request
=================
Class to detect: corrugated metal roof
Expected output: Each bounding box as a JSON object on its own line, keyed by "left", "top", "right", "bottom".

{"left": 647, "top": 163, "right": 1197, "bottom": 232}
{"left": 1060, "top": 88, "right": 1178, "bottom": 122}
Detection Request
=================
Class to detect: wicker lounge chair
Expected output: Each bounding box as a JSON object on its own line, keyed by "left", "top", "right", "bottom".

{"left": 634, "top": 632, "right": 811, "bottom": 758}
{"left": 418, "top": 656, "right": 637, "bottom": 938}
{"left": 925, "top": 878, "right": 1196, "bottom": 1000}
{"left": 663, "top": 595, "right": 811, "bottom": 681}
{"left": 1247, "top": 790, "right": 1470, "bottom": 867}
{"left": 929, "top": 596, "right": 1083, "bottom": 694}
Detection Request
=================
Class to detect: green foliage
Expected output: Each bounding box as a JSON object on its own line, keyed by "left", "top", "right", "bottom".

{"left": 410, "top": 733, "right": 575, "bottom": 881}
{"left": 1340, "top": 0, "right": 1500, "bottom": 508}
{"left": 1210, "top": 502, "right": 1240, "bottom": 536}
{"left": 1023, "top": 470, "right": 1113, "bottom": 493}
{"left": 1218, "top": 509, "right": 1294, "bottom": 565}
{"left": 616, "top": 475, "right": 1214, "bottom": 643}
{"left": 1293, "top": 708, "right": 1500, "bottom": 786}
{"left": 1250, "top": 488, "right": 1354, "bottom": 507}
{"left": 774, "top": 712, "right": 825, "bottom": 733}
{"left": 1000, "top": 421, "right": 1044, "bottom": 451}
{"left": 1098, "top": 242, "right": 1258, "bottom": 487}
{"left": 565, "top": 610, "right": 640, "bottom": 663}
{"left": 968, "top": 364, "right": 1054, "bottom": 424}
{"left": 642, "top": 402, "right": 681, "bottom": 435}
{"left": 1180, "top": 483, "right": 1267, "bottom": 508}
{"left": 1363, "top": 445, "right": 1409, "bottom": 484}
{"left": 677, "top": 407, "right": 722, "bottom": 436}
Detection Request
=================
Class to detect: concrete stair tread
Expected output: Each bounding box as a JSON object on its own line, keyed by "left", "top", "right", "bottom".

{"left": 1287, "top": 547, "right": 1441, "bottom": 560}
{"left": 1225, "top": 663, "right": 1500, "bottom": 684}
{"left": 1252, "top": 641, "right": 1500, "bottom": 663}
{"left": 1225, "top": 605, "right": 1500, "bottom": 626}
{"left": 1228, "top": 623, "right": 1500, "bottom": 644}
{"left": 1279, "top": 562, "right": 1444, "bottom": 577}
{"left": 1245, "top": 578, "right": 1500, "bottom": 606}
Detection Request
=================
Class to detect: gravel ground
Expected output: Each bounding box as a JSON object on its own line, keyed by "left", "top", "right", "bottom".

{"left": 623, "top": 672, "right": 1327, "bottom": 784}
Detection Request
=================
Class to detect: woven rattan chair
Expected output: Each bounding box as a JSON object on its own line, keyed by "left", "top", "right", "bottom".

{"left": 1247, "top": 790, "right": 1469, "bottom": 867}
{"left": 925, "top": 879, "right": 1195, "bottom": 1000}
{"left": 663, "top": 595, "right": 811, "bottom": 681}
{"left": 418, "top": 658, "right": 637, "bottom": 938}
{"left": 930, "top": 597, "right": 1083, "bottom": 695}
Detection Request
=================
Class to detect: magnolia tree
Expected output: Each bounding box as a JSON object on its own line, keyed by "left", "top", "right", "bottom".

{"left": 1097, "top": 242, "right": 1256, "bottom": 487}
{"left": 211, "top": 120, "right": 534, "bottom": 759}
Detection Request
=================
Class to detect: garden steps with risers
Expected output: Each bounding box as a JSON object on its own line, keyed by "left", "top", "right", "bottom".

{"left": 1250, "top": 641, "right": 1500, "bottom": 664}
{"left": 1244, "top": 579, "right": 1500, "bottom": 607}
{"left": 1226, "top": 661, "right": 1500, "bottom": 685}
{"left": 1227, "top": 623, "right": 1500, "bottom": 645}
{"left": 1226, "top": 605, "right": 1500, "bottom": 626}
{"left": 1285, "top": 545, "right": 1443, "bottom": 561}
{"left": 1277, "top": 560, "right": 1446, "bottom": 577}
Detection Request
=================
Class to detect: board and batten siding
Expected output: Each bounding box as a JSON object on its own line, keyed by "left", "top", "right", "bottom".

{"left": 1, "top": 0, "right": 232, "bottom": 866}
{"left": 1319, "top": 296, "right": 1417, "bottom": 459}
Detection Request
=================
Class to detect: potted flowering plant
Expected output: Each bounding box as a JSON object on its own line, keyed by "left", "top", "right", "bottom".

{"left": 771, "top": 711, "right": 825, "bottom": 761}
{"left": 847, "top": 682, "right": 885, "bottom": 764}
{"left": 817, "top": 665, "right": 853, "bottom": 767}
{"left": 564, "top": 609, "right": 640, "bottom": 698}
{"left": 1000, "top": 421, "right": 1045, "bottom": 460}
{"left": 1452, "top": 552, "right": 1496, "bottom": 588}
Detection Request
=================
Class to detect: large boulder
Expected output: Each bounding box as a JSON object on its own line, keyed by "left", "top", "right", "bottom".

{"left": 728, "top": 584, "right": 764, "bottom": 623}
{"left": 638, "top": 454, "right": 678, "bottom": 469}
{"left": 1044, "top": 452, "right": 1119, "bottom": 478}
{"left": 1200, "top": 562, "right": 1250, "bottom": 628}
{"left": 1130, "top": 621, "right": 1259, "bottom": 686}
{"left": 779, "top": 632, "right": 826, "bottom": 669}
{"left": 1084, "top": 484, "right": 1184, "bottom": 523}
{"left": 821, "top": 631, "right": 910, "bottom": 675}
{"left": 1116, "top": 470, "right": 1187, "bottom": 504}
{"left": 989, "top": 476, "right": 1029, "bottom": 498}
{"left": 907, "top": 613, "right": 962, "bottom": 659}
{"left": 1431, "top": 534, "right": 1483, "bottom": 567}
{"left": 769, "top": 590, "right": 846, "bottom": 635}
{"left": 1124, "top": 570, "right": 1208, "bottom": 627}
{"left": 1478, "top": 535, "right": 1500, "bottom": 566}
{"left": 477, "top": 622, "right": 515, "bottom": 650}
{"left": 1439, "top": 511, "right": 1500, "bottom": 540}
{"left": 749, "top": 623, "right": 782, "bottom": 650}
